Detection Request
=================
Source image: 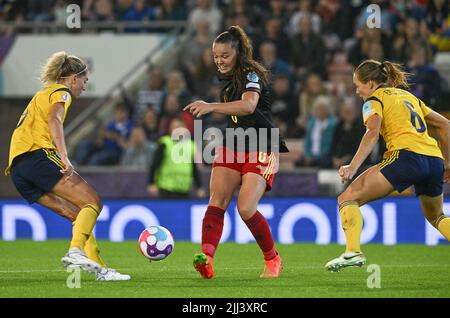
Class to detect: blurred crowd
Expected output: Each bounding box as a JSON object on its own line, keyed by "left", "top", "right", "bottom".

{"left": 2, "top": 0, "right": 450, "bottom": 195}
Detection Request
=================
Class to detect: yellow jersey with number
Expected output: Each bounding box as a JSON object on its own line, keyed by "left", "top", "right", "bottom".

{"left": 5, "top": 84, "right": 73, "bottom": 175}
{"left": 362, "top": 87, "right": 443, "bottom": 159}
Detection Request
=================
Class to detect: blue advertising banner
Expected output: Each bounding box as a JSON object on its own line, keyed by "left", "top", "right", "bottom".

{"left": 0, "top": 198, "right": 449, "bottom": 245}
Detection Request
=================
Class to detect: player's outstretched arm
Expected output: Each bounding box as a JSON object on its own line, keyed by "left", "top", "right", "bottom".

{"left": 184, "top": 91, "right": 259, "bottom": 117}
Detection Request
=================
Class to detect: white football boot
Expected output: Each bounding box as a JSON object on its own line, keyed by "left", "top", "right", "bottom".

{"left": 96, "top": 268, "right": 131, "bottom": 281}
{"left": 325, "top": 252, "right": 367, "bottom": 272}
{"left": 61, "top": 247, "right": 102, "bottom": 274}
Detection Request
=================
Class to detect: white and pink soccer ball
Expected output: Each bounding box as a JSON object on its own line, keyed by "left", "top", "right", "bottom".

{"left": 138, "top": 225, "right": 174, "bottom": 261}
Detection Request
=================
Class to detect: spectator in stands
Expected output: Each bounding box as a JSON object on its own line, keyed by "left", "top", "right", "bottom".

{"left": 392, "top": 17, "right": 431, "bottom": 64}
{"left": 367, "top": 42, "right": 385, "bottom": 62}
{"left": 223, "top": 0, "right": 251, "bottom": 25}
{"left": 329, "top": 99, "right": 365, "bottom": 170}
{"left": 348, "top": 26, "right": 391, "bottom": 67}
{"left": 407, "top": 44, "right": 443, "bottom": 107}
{"left": 258, "top": 41, "right": 293, "bottom": 83}
{"left": 425, "top": 0, "right": 448, "bottom": 33}
{"left": 121, "top": 125, "right": 157, "bottom": 168}
{"left": 300, "top": 95, "right": 337, "bottom": 167}
{"left": 288, "top": 0, "right": 321, "bottom": 37}
{"left": 327, "top": 50, "right": 353, "bottom": 80}
{"left": 54, "top": 0, "right": 69, "bottom": 26}
{"left": 141, "top": 107, "right": 159, "bottom": 142}
{"left": 290, "top": 14, "right": 327, "bottom": 80}
{"left": 122, "top": 0, "right": 156, "bottom": 32}
{"left": 83, "top": 0, "right": 115, "bottom": 22}
{"left": 154, "top": 0, "right": 187, "bottom": 21}
{"left": 147, "top": 118, "right": 205, "bottom": 199}
{"left": 75, "top": 104, "right": 133, "bottom": 165}
{"left": 390, "top": 0, "right": 426, "bottom": 31}
{"left": 327, "top": 52, "right": 355, "bottom": 105}
{"left": 260, "top": 17, "right": 291, "bottom": 62}
{"left": 259, "top": 0, "right": 290, "bottom": 31}
{"left": 116, "top": 0, "right": 134, "bottom": 20}
{"left": 136, "top": 67, "right": 166, "bottom": 116}
{"left": 329, "top": 71, "right": 359, "bottom": 115}
{"left": 163, "top": 70, "right": 191, "bottom": 107}
{"left": 187, "top": 0, "right": 223, "bottom": 36}
{"left": 296, "top": 73, "right": 328, "bottom": 134}
{"left": 427, "top": 6, "right": 450, "bottom": 52}
{"left": 191, "top": 48, "right": 217, "bottom": 99}
{"left": 270, "top": 74, "right": 298, "bottom": 138}
{"left": 158, "top": 93, "right": 194, "bottom": 136}
{"left": 25, "top": 0, "right": 54, "bottom": 22}
{"left": 319, "top": 0, "right": 353, "bottom": 43}
{"left": 181, "top": 20, "right": 215, "bottom": 92}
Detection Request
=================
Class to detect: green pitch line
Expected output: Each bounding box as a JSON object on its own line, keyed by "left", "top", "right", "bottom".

{"left": 0, "top": 240, "right": 449, "bottom": 298}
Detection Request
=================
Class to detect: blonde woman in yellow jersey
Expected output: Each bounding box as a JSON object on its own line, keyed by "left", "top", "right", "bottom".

{"left": 5, "top": 52, "right": 130, "bottom": 281}
{"left": 325, "top": 59, "right": 450, "bottom": 272}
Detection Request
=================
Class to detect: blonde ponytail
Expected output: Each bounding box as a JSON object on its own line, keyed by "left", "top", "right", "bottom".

{"left": 355, "top": 59, "right": 410, "bottom": 89}
{"left": 382, "top": 61, "right": 409, "bottom": 89}
{"left": 40, "top": 51, "right": 87, "bottom": 86}
{"left": 40, "top": 51, "right": 67, "bottom": 85}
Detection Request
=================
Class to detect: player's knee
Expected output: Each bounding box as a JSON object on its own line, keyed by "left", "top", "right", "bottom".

{"left": 61, "top": 207, "right": 77, "bottom": 222}
{"left": 88, "top": 192, "right": 103, "bottom": 214}
{"left": 338, "top": 189, "right": 359, "bottom": 206}
{"left": 209, "top": 194, "right": 229, "bottom": 211}
{"left": 236, "top": 202, "right": 255, "bottom": 220}
{"left": 425, "top": 213, "right": 443, "bottom": 228}
{"left": 94, "top": 198, "right": 103, "bottom": 215}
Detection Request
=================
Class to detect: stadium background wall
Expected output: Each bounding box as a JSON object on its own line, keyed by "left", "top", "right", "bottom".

{"left": 0, "top": 198, "right": 449, "bottom": 245}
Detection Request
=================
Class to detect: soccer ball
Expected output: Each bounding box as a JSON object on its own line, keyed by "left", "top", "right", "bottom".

{"left": 138, "top": 225, "right": 174, "bottom": 261}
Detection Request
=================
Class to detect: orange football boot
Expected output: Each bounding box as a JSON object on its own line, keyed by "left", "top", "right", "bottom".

{"left": 260, "top": 254, "right": 283, "bottom": 278}
{"left": 193, "top": 253, "right": 214, "bottom": 279}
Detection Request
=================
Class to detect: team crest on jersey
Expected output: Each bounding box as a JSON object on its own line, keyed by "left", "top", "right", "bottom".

{"left": 363, "top": 101, "right": 372, "bottom": 112}
{"left": 247, "top": 71, "right": 259, "bottom": 83}
{"left": 62, "top": 93, "right": 69, "bottom": 101}
{"left": 362, "top": 100, "right": 375, "bottom": 120}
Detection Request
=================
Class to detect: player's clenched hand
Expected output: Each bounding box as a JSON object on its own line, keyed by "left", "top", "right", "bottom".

{"left": 183, "top": 100, "right": 212, "bottom": 118}
{"left": 444, "top": 167, "right": 450, "bottom": 184}
{"left": 339, "top": 165, "right": 357, "bottom": 182}
{"left": 60, "top": 157, "right": 74, "bottom": 181}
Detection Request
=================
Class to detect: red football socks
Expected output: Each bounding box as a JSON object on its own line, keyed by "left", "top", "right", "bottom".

{"left": 201, "top": 206, "right": 226, "bottom": 257}
{"left": 244, "top": 211, "right": 277, "bottom": 260}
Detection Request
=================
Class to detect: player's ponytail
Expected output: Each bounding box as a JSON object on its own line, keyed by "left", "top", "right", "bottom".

{"left": 214, "top": 25, "right": 269, "bottom": 92}
{"left": 382, "top": 61, "right": 409, "bottom": 89}
{"left": 40, "top": 51, "right": 87, "bottom": 86}
{"left": 355, "top": 59, "right": 409, "bottom": 89}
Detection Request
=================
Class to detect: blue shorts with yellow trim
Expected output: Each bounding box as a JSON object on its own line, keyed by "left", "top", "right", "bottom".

{"left": 379, "top": 150, "right": 444, "bottom": 197}
{"left": 10, "top": 149, "right": 64, "bottom": 204}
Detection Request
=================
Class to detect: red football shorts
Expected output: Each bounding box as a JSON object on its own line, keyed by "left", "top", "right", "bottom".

{"left": 212, "top": 146, "right": 279, "bottom": 191}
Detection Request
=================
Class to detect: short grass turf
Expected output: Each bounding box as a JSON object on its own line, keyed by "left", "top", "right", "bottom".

{"left": 0, "top": 240, "right": 449, "bottom": 298}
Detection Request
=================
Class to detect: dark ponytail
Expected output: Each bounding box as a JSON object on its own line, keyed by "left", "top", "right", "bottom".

{"left": 214, "top": 25, "right": 269, "bottom": 92}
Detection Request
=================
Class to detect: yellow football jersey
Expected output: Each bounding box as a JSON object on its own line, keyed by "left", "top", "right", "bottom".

{"left": 362, "top": 87, "right": 443, "bottom": 159}
{"left": 5, "top": 84, "right": 73, "bottom": 175}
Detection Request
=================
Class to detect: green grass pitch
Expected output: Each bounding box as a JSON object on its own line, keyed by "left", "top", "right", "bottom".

{"left": 0, "top": 240, "right": 449, "bottom": 298}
